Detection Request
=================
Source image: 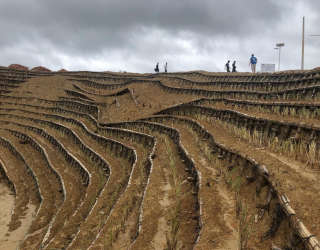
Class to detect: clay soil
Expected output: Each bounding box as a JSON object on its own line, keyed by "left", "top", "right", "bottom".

{"left": 0, "top": 69, "right": 320, "bottom": 249}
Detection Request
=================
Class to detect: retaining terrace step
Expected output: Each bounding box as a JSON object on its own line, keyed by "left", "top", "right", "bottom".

{"left": 0, "top": 108, "right": 148, "bottom": 250}
{"left": 0, "top": 135, "right": 41, "bottom": 233}
{"left": 0, "top": 83, "right": 21, "bottom": 89}
{"left": 0, "top": 119, "right": 89, "bottom": 246}
{"left": 155, "top": 103, "right": 320, "bottom": 157}
{"left": 159, "top": 69, "right": 320, "bottom": 83}
{"left": 0, "top": 101, "right": 156, "bottom": 152}
{"left": 187, "top": 97, "right": 320, "bottom": 114}
{"left": 58, "top": 95, "right": 97, "bottom": 105}
{"left": 0, "top": 158, "right": 16, "bottom": 196}
{"left": 0, "top": 77, "right": 28, "bottom": 84}
{"left": 0, "top": 135, "right": 41, "bottom": 203}
{"left": 156, "top": 80, "right": 320, "bottom": 101}
{"left": 0, "top": 104, "right": 152, "bottom": 165}
{"left": 105, "top": 121, "right": 201, "bottom": 249}
{"left": 0, "top": 101, "right": 98, "bottom": 131}
{"left": 0, "top": 109, "right": 134, "bottom": 162}
{"left": 5, "top": 128, "right": 66, "bottom": 249}
{"left": 71, "top": 76, "right": 320, "bottom": 102}
{"left": 140, "top": 114, "right": 320, "bottom": 250}
{"left": 0, "top": 108, "right": 149, "bottom": 250}
{"left": 0, "top": 129, "right": 63, "bottom": 249}
{"left": 0, "top": 94, "right": 99, "bottom": 119}
{"left": 159, "top": 73, "right": 320, "bottom": 92}
{"left": 67, "top": 140, "right": 141, "bottom": 249}
{"left": 64, "top": 89, "right": 95, "bottom": 101}
{"left": 82, "top": 125, "right": 156, "bottom": 249}
{"left": 72, "top": 84, "right": 131, "bottom": 97}
{"left": 40, "top": 135, "right": 110, "bottom": 249}
{"left": 63, "top": 71, "right": 151, "bottom": 81}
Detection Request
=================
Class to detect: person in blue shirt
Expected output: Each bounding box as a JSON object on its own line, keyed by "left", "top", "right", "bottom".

{"left": 249, "top": 54, "right": 257, "bottom": 73}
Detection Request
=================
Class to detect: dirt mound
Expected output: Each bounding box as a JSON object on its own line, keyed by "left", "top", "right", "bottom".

{"left": 31, "top": 66, "right": 51, "bottom": 72}
{"left": 312, "top": 66, "right": 320, "bottom": 71}
{"left": 8, "top": 64, "right": 29, "bottom": 71}
{"left": 58, "top": 69, "right": 68, "bottom": 72}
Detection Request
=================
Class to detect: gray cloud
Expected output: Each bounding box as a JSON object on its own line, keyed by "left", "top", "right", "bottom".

{"left": 0, "top": 0, "right": 319, "bottom": 72}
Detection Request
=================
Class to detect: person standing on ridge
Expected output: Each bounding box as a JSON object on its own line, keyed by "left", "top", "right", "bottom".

{"left": 232, "top": 61, "right": 237, "bottom": 72}
{"left": 249, "top": 54, "right": 257, "bottom": 73}
{"left": 154, "top": 62, "right": 159, "bottom": 73}
{"left": 164, "top": 62, "right": 168, "bottom": 73}
{"left": 225, "top": 60, "right": 230, "bottom": 72}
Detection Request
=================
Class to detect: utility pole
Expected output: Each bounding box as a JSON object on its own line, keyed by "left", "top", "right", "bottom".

{"left": 276, "top": 43, "right": 285, "bottom": 71}
{"left": 301, "top": 16, "right": 305, "bottom": 70}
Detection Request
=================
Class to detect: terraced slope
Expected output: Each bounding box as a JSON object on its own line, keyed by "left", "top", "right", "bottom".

{"left": 0, "top": 66, "right": 320, "bottom": 249}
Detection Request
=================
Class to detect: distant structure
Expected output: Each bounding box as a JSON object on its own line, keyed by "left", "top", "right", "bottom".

{"left": 8, "top": 64, "right": 28, "bottom": 71}
{"left": 58, "top": 68, "right": 68, "bottom": 72}
{"left": 31, "top": 66, "right": 51, "bottom": 72}
{"left": 164, "top": 62, "right": 168, "bottom": 73}
{"left": 261, "top": 64, "right": 275, "bottom": 73}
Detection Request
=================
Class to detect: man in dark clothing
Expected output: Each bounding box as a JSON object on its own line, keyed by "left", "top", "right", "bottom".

{"left": 232, "top": 61, "right": 237, "bottom": 72}
{"left": 154, "top": 62, "right": 159, "bottom": 73}
{"left": 225, "top": 60, "right": 230, "bottom": 72}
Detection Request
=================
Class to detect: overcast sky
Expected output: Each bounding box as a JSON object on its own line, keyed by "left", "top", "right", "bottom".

{"left": 0, "top": 0, "right": 319, "bottom": 73}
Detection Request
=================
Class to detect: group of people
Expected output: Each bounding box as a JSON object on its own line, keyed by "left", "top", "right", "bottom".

{"left": 225, "top": 54, "right": 258, "bottom": 73}
{"left": 154, "top": 54, "right": 258, "bottom": 74}
{"left": 154, "top": 62, "right": 168, "bottom": 73}
{"left": 225, "top": 60, "right": 237, "bottom": 72}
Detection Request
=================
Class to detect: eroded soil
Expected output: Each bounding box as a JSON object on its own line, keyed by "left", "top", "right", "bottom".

{"left": 0, "top": 67, "right": 319, "bottom": 249}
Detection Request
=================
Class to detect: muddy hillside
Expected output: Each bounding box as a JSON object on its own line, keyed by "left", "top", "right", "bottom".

{"left": 0, "top": 66, "right": 320, "bottom": 249}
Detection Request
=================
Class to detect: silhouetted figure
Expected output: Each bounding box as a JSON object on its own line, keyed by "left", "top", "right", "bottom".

{"left": 232, "top": 61, "right": 237, "bottom": 72}
{"left": 154, "top": 62, "right": 159, "bottom": 73}
{"left": 164, "top": 62, "right": 168, "bottom": 73}
{"left": 225, "top": 60, "right": 230, "bottom": 72}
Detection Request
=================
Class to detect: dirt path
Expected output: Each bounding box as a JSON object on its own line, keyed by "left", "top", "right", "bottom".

{"left": 0, "top": 183, "right": 35, "bottom": 250}
{"left": 153, "top": 177, "right": 172, "bottom": 248}
{"left": 130, "top": 137, "right": 172, "bottom": 250}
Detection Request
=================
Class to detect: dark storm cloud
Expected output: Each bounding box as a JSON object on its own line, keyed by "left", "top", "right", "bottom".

{"left": 0, "top": 0, "right": 318, "bottom": 72}
{"left": 0, "top": 0, "right": 282, "bottom": 52}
